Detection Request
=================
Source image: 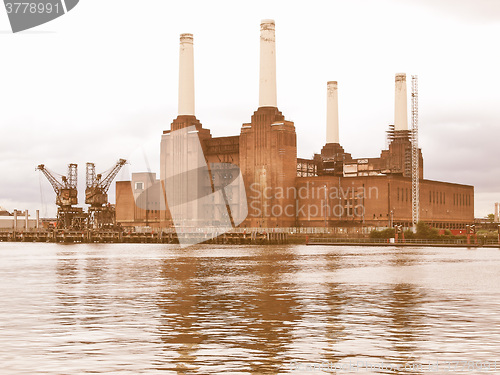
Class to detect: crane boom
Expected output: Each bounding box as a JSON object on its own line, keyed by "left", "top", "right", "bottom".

{"left": 85, "top": 159, "right": 127, "bottom": 207}
{"left": 36, "top": 163, "right": 79, "bottom": 207}
{"left": 98, "top": 159, "right": 127, "bottom": 193}
{"left": 85, "top": 159, "right": 127, "bottom": 229}
{"left": 36, "top": 164, "right": 64, "bottom": 194}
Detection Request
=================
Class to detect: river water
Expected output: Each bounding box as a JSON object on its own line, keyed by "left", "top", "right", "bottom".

{"left": 0, "top": 243, "right": 500, "bottom": 374}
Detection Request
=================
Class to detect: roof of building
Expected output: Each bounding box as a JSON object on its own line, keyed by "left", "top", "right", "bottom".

{"left": 0, "top": 206, "right": 11, "bottom": 216}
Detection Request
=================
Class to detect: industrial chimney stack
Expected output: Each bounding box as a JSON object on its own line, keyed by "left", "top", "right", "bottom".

{"left": 259, "top": 19, "right": 277, "bottom": 108}
{"left": 178, "top": 33, "right": 195, "bottom": 116}
{"left": 169, "top": 32, "right": 209, "bottom": 133}
{"left": 239, "top": 19, "right": 297, "bottom": 227}
{"left": 326, "top": 81, "right": 339, "bottom": 144}
{"left": 394, "top": 73, "right": 408, "bottom": 131}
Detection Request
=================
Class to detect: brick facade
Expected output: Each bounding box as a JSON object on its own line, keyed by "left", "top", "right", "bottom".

{"left": 115, "top": 112, "right": 474, "bottom": 230}
{"left": 294, "top": 176, "right": 473, "bottom": 229}
{"left": 239, "top": 107, "right": 297, "bottom": 227}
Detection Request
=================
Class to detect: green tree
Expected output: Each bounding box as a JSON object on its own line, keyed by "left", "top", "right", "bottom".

{"left": 370, "top": 228, "right": 395, "bottom": 239}
{"left": 416, "top": 221, "right": 439, "bottom": 239}
{"left": 404, "top": 229, "right": 415, "bottom": 239}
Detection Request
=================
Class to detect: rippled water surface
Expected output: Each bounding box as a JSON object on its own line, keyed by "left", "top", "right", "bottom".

{"left": 1, "top": 243, "right": 500, "bottom": 374}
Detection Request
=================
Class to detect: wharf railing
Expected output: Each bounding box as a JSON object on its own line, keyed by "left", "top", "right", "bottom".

{"left": 484, "top": 239, "right": 500, "bottom": 246}
{"left": 308, "top": 237, "right": 472, "bottom": 246}
{"left": 1, "top": 226, "right": 388, "bottom": 235}
{"left": 131, "top": 226, "right": 386, "bottom": 235}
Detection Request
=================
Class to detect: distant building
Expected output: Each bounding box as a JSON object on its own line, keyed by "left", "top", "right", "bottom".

{"left": 0, "top": 210, "right": 38, "bottom": 230}
{"left": 116, "top": 21, "right": 474, "bottom": 230}
{"left": 0, "top": 206, "right": 11, "bottom": 216}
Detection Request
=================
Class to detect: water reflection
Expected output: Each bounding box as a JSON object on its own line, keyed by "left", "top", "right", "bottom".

{"left": 322, "top": 253, "right": 348, "bottom": 367}
{"left": 387, "top": 283, "right": 426, "bottom": 373}
{"left": 387, "top": 250, "right": 427, "bottom": 371}
{"left": 156, "top": 254, "right": 202, "bottom": 373}
{"left": 240, "top": 248, "right": 301, "bottom": 373}
{"left": 2, "top": 244, "right": 500, "bottom": 374}
{"left": 154, "top": 247, "right": 302, "bottom": 374}
{"left": 55, "top": 250, "right": 81, "bottom": 326}
{"left": 81, "top": 251, "right": 110, "bottom": 328}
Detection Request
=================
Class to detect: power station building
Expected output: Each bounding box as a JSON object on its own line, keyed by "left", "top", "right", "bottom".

{"left": 116, "top": 20, "right": 474, "bottom": 230}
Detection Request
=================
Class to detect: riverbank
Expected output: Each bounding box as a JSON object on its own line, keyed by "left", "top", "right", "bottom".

{"left": 0, "top": 229, "right": 289, "bottom": 245}
{"left": 307, "top": 237, "right": 500, "bottom": 248}
{"left": 2, "top": 229, "right": 500, "bottom": 248}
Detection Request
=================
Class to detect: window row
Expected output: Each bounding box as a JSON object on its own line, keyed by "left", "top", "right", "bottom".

{"left": 453, "top": 193, "right": 471, "bottom": 207}
{"left": 429, "top": 191, "right": 446, "bottom": 205}
{"left": 397, "top": 187, "right": 410, "bottom": 202}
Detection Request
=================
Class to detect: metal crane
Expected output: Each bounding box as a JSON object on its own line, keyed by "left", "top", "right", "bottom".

{"left": 85, "top": 159, "right": 127, "bottom": 229}
{"left": 36, "top": 163, "right": 87, "bottom": 229}
{"left": 36, "top": 163, "right": 78, "bottom": 207}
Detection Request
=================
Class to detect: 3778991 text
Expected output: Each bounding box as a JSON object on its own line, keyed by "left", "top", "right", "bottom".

{"left": 5, "top": 2, "right": 61, "bottom": 14}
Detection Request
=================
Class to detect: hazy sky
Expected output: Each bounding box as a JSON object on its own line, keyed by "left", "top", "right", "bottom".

{"left": 1, "top": 0, "right": 499, "bottom": 218}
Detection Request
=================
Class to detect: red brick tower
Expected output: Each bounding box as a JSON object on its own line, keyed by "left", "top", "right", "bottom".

{"left": 239, "top": 20, "right": 297, "bottom": 227}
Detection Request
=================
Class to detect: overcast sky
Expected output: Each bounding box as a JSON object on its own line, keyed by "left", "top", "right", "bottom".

{"left": 1, "top": 0, "right": 499, "bottom": 218}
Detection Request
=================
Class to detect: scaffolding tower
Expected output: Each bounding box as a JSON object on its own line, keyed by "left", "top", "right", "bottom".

{"left": 411, "top": 75, "right": 420, "bottom": 232}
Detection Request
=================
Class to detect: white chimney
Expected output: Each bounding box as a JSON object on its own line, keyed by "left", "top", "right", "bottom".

{"left": 326, "top": 81, "right": 339, "bottom": 144}
{"left": 394, "top": 73, "right": 408, "bottom": 131}
{"left": 259, "top": 19, "right": 277, "bottom": 108}
{"left": 178, "top": 33, "right": 195, "bottom": 116}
